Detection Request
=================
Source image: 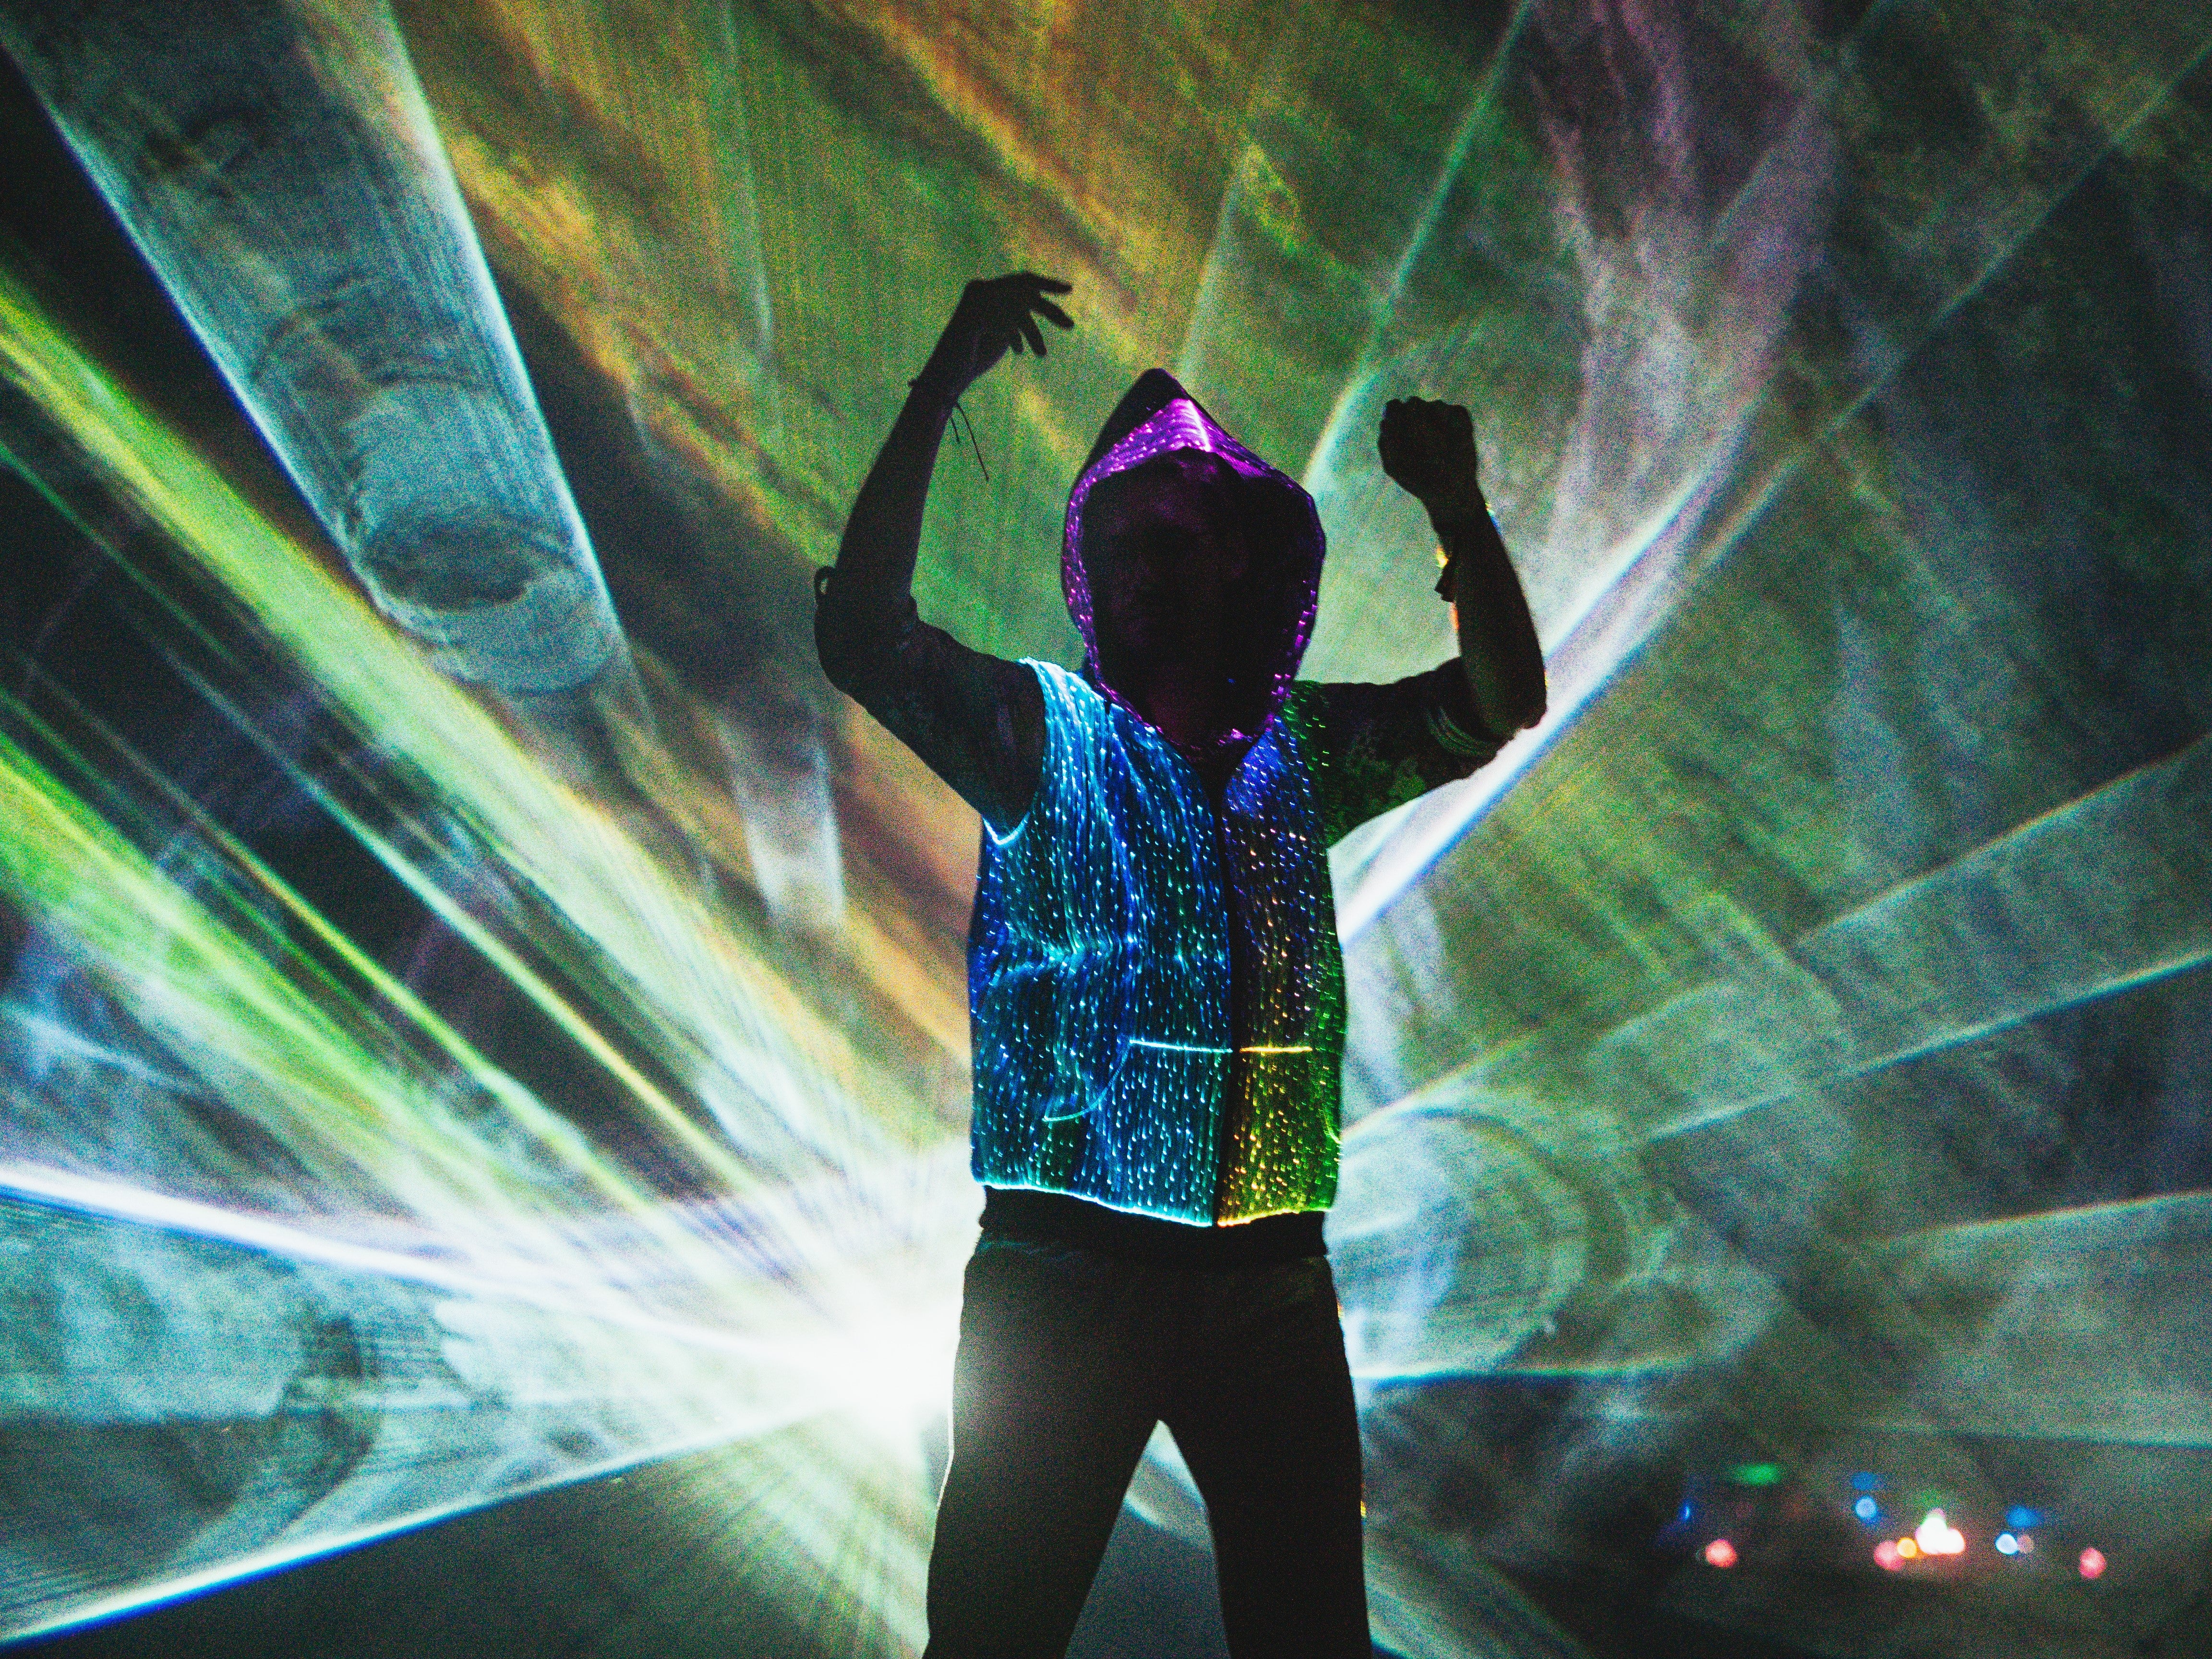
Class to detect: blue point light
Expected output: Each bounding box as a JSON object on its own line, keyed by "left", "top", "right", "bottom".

{"left": 1850, "top": 1472, "right": 1884, "bottom": 1492}
{"left": 1853, "top": 1495, "right": 1880, "bottom": 1522}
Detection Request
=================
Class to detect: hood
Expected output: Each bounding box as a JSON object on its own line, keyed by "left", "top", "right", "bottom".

{"left": 1062, "top": 369, "right": 1325, "bottom": 757}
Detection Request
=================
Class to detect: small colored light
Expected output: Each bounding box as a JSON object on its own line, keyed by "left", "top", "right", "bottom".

{"left": 2006, "top": 1505, "right": 2044, "bottom": 1530}
{"left": 1897, "top": 1538, "right": 1920, "bottom": 1560}
{"left": 1728, "top": 1462, "right": 1784, "bottom": 1487}
{"left": 1914, "top": 1507, "right": 1966, "bottom": 1556}
{"left": 1850, "top": 1472, "right": 1883, "bottom": 1492}
{"left": 2016, "top": 1533, "right": 2035, "bottom": 1555}
{"left": 1996, "top": 1533, "right": 2018, "bottom": 1556}
{"left": 1703, "top": 1539, "right": 1738, "bottom": 1569}
{"left": 1853, "top": 1496, "right": 1879, "bottom": 1521}
{"left": 2079, "top": 1548, "right": 2107, "bottom": 1580}
{"left": 1874, "top": 1540, "right": 1903, "bottom": 1571}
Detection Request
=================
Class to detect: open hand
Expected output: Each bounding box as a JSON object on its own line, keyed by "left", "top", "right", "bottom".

{"left": 1378, "top": 397, "right": 1482, "bottom": 521}
{"left": 913, "top": 272, "right": 1074, "bottom": 404}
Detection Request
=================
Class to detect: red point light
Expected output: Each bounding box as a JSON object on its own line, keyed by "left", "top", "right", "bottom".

{"left": 1703, "top": 1538, "right": 1739, "bottom": 1569}
{"left": 1874, "top": 1540, "right": 1903, "bottom": 1571}
{"left": 2079, "top": 1547, "right": 2107, "bottom": 1580}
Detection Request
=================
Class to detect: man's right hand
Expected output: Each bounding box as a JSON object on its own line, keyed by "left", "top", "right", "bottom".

{"left": 912, "top": 273, "right": 1074, "bottom": 405}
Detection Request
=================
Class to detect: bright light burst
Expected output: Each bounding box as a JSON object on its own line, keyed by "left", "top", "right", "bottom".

{"left": 0, "top": 239, "right": 971, "bottom": 1643}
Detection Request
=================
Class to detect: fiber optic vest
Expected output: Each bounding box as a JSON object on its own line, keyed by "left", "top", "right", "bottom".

{"left": 968, "top": 661, "right": 1346, "bottom": 1225}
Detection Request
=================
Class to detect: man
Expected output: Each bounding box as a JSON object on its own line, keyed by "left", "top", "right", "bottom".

{"left": 816, "top": 273, "right": 1545, "bottom": 1659}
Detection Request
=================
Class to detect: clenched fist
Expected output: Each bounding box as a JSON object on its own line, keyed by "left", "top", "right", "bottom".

{"left": 1378, "top": 397, "right": 1483, "bottom": 523}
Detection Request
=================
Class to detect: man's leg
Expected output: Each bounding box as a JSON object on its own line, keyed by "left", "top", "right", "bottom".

{"left": 924, "top": 1242, "right": 1161, "bottom": 1659}
{"left": 1164, "top": 1257, "right": 1370, "bottom": 1659}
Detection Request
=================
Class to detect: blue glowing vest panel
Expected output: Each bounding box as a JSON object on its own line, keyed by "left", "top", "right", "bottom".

{"left": 967, "top": 661, "right": 1346, "bottom": 1225}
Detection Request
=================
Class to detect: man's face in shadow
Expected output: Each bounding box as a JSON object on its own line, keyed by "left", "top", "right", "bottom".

{"left": 1082, "top": 453, "right": 1250, "bottom": 684}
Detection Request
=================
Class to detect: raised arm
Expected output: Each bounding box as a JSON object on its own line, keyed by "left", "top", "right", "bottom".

{"left": 1377, "top": 397, "right": 1547, "bottom": 735}
{"left": 816, "top": 274, "right": 1071, "bottom": 832}
{"left": 829, "top": 274, "right": 1070, "bottom": 609}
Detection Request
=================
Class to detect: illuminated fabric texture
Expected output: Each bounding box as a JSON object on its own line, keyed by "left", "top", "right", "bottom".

{"left": 969, "top": 661, "right": 1345, "bottom": 1224}
{"left": 1062, "top": 372, "right": 1325, "bottom": 757}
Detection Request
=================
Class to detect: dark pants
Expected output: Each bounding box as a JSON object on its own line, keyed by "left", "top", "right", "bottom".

{"left": 922, "top": 1240, "right": 1370, "bottom": 1659}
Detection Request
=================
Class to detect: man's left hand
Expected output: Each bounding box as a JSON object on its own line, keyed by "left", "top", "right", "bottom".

{"left": 1378, "top": 397, "right": 1483, "bottom": 522}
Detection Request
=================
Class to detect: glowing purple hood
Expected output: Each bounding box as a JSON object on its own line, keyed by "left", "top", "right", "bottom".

{"left": 1062, "top": 370, "right": 1325, "bottom": 756}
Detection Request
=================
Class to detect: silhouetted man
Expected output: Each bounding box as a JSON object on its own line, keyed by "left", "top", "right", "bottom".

{"left": 817, "top": 273, "right": 1545, "bottom": 1659}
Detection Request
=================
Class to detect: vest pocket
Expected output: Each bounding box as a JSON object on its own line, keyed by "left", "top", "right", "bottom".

{"left": 1216, "top": 1045, "right": 1340, "bottom": 1218}
{"left": 1088, "top": 1037, "right": 1230, "bottom": 1213}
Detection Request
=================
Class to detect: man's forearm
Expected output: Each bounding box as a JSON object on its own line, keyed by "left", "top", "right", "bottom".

{"left": 815, "top": 379, "right": 1046, "bottom": 833}
{"left": 833, "top": 385, "right": 957, "bottom": 600}
{"left": 818, "top": 386, "right": 957, "bottom": 696}
{"left": 1436, "top": 504, "right": 1547, "bottom": 734}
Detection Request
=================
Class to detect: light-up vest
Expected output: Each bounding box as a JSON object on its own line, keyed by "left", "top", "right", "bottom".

{"left": 968, "top": 661, "right": 1346, "bottom": 1225}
